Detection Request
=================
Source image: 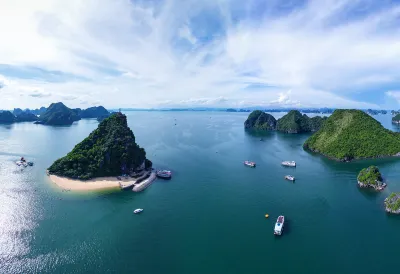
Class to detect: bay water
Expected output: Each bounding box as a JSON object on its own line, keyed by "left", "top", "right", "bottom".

{"left": 0, "top": 111, "right": 399, "bottom": 274}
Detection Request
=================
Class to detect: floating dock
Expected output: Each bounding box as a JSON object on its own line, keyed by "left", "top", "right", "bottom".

{"left": 132, "top": 172, "right": 157, "bottom": 192}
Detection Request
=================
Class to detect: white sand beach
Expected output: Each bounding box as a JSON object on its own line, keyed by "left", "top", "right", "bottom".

{"left": 48, "top": 174, "right": 125, "bottom": 191}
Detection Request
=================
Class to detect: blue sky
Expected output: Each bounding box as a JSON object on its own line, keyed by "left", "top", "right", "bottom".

{"left": 1, "top": 0, "right": 400, "bottom": 109}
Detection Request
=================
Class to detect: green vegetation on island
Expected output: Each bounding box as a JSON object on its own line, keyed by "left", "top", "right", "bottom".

{"left": 357, "top": 166, "right": 386, "bottom": 190}
{"left": 304, "top": 109, "right": 400, "bottom": 161}
{"left": 276, "top": 110, "right": 327, "bottom": 133}
{"left": 80, "top": 106, "right": 110, "bottom": 119}
{"left": 48, "top": 112, "right": 150, "bottom": 180}
{"left": 244, "top": 110, "right": 277, "bottom": 130}
{"left": 384, "top": 193, "right": 400, "bottom": 214}
{"left": 36, "top": 102, "right": 81, "bottom": 125}
{"left": 15, "top": 112, "right": 38, "bottom": 122}
{"left": 0, "top": 111, "right": 16, "bottom": 124}
{"left": 392, "top": 114, "right": 400, "bottom": 124}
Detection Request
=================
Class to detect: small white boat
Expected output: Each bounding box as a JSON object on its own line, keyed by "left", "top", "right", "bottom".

{"left": 156, "top": 170, "right": 172, "bottom": 179}
{"left": 133, "top": 208, "right": 143, "bottom": 214}
{"left": 274, "top": 215, "right": 285, "bottom": 235}
{"left": 285, "top": 175, "right": 295, "bottom": 181}
{"left": 282, "top": 161, "right": 296, "bottom": 167}
{"left": 244, "top": 161, "right": 256, "bottom": 168}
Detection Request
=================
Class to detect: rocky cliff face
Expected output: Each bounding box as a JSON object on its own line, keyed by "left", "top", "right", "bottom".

{"left": 244, "top": 110, "right": 277, "bottom": 130}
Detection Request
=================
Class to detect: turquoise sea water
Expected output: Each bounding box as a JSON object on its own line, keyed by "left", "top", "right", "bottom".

{"left": 0, "top": 112, "right": 399, "bottom": 274}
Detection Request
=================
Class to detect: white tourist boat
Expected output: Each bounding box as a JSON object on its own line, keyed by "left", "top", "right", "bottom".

{"left": 285, "top": 175, "right": 295, "bottom": 181}
{"left": 282, "top": 161, "right": 296, "bottom": 167}
{"left": 133, "top": 208, "right": 143, "bottom": 214}
{"left": 274, "top": 215, "right": 285, "bottom": 235}
{"left": 244, "top": 161, "right": 256, "bottom": 168}
{"left": 156, "top": 170, "right": 172, "bottom": 179}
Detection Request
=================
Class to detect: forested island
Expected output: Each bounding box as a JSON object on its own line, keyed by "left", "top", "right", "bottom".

{"left": 35, "top": 102, "right": 81, "bottom": 125}
{"left": 48, "top": 112, "right": 150, "bottom": 180}
{"left": 392, "top": 114, "right": 400, "bottom": 124}
{"left": 384, "top": 193, "right": 400, "bottom": 214}
{"left": 244, "top": 110, "right": 326, "bottom": 133}
{"left": 357, "top": 166, "right": 386, "bottom": 191}
{"left": 304, "top": 109, "right": 400, "bottom": 161}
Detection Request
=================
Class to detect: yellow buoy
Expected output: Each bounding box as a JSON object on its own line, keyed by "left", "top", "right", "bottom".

{"left": 265, "top": 214, "right": 269, "bottom": 218}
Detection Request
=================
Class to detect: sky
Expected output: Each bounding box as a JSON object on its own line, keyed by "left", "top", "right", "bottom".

{"left": 1, "top": 0, "right": 400, "bottom": 110}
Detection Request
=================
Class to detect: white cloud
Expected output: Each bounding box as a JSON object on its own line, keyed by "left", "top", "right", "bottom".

{"left": 0, "top": 0, "right": 398, "bottom": 109}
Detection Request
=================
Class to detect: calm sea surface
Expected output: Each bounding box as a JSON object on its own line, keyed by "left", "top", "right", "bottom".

{"left": 0, "top": 111, "right": 399, "bottom": 274}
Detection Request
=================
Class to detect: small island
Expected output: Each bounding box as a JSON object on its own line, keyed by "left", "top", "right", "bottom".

{"left": 244, "top": 110, "right": 326, "bottom": 133}
{"left": 276, "top": 110, "right": 327, "bottom": 133}
{"left": 80, "top": 106, "right": 110, "bottom": 119}
{"left": 35, "top": 102, "right": 81, "bottom": 126}
{"left": 304, "top": 109, "right": 400, "bottom": 161}
{"left": 392, "top": 114, "right": 400, "bottom": 124}
{"left": 0, "top": 111, "right": 16, "bottom": 124}
{"left": 244, "top": 110, "right": 277, "bottom": 130}
{"left": 48, "top": 112, "right": 152, "bottom": 191}
{"left": 384, "top": 193, "right": 400, "bottom": 214}
{"left": 357, "top": 166, "right": 386, "bottom": 191}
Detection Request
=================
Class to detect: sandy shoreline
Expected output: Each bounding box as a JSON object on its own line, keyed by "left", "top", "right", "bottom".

{"left": 48, "top": 174, "right": 126, "bottom": 191}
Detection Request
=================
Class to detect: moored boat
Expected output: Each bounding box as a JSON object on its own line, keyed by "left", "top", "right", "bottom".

{"left": 282, "top": 161, "right": 296, "bottom": 167}
{"left": 133, "top": 208, "right": 143, "bottom": 214}
{"left": 285, "top": 175, "right": 295, "bottom": 181}
{"left": 244, "top": 161, "right": 256, "bottom": 168}
{"left": 274, "top": 215, "right": 285, "bottom": 235}
{"left": 156, "top": 170, "right": 172, "bottom": 179}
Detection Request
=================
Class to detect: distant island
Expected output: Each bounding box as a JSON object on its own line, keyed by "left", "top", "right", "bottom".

{"left": 384, "top": 193, "right": 400, "bottom": 214}
{"left": 357, "top": 166, "right": 386, "bottom": 191}
{"left": 304, "top": 109, "right": 400, "bottom": 161}
{"left": 244, "top": 110, "right": 277, "bottom": 130}
{"left": 80, "top": 106, "right": 110, "bottom": 119}
{"left": 392, "top": 114, "right": 400, "bottom": 124}
{"left": 244, "top": 110, "right": 326, "bottom": 133}
{"left": 276, "top": 110, "right": 327, "bottom": 133}
{"left": 0, "top": 110, "right": 40, "bottom": 124}
{"left": 48, "top": 112, "right": 150, "bottom": 180}
{"left": 34, "top": 102, "right": 81, "bottom": 126}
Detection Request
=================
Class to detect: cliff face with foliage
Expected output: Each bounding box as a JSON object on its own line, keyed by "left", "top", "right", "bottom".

{"left": 385, "top": 193, "right": 400, "bottom": 214}
{"left": 16, "top": 112, "right": 38, "bottom": 122}
{"left": 80, "top": 106, "right": 110, "bottom": 119}
{"left": 36, "top": 102, "right": 81, "bottom": 125}
{"left": 304, "top": 109, "right": 400, "bottom": 161}
{"left": 357, "top": 166, "right": 384, "bottom": 190}
{"left": 0, "top": 111, "right": 16, "bottom": 124}
{"left": 244, "top": 110, "right": 277, "bottom": 130}
{"left": 276, "top": 110, "right": 326, "bottom": 133}
{"left": 48, "top": 113, "right": 148, "bottom": 180}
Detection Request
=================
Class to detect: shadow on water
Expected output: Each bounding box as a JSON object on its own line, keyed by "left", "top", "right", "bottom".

{"left": 244, "top": 129, "right": 276, "bottom": 141}
{"left": 356, "top": 186, "right": 381, "bottom": 201}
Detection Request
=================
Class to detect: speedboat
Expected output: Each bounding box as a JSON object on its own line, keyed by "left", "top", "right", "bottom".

{"left": 285, "top": 175, "right": 295, "bottom": 181}
{"left": 27, "top": 162, "right": 34, "bottom": 166}
{"left": 274, "top": 215, "right": 285, "bottom": 235}
{"left": 133, "top": 208, "right": 143, "bottom": 214}
{"left": 282, "top": 161, "right": 296, "bottom": 167}
{"left": 244, "top": 161, "right": 256, "bottom": 168}
{"left": 156, "top": 170, "right": 172, "bottom": 179}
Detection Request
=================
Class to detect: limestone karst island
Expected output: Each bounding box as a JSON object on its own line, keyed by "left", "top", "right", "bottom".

{"left": 47, "top": 112, "right": 154, "bottom": 191}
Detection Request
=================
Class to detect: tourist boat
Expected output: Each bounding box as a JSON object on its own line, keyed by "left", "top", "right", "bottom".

{"left": 244, "top": 161, "right": 256, "bottom": 168}
{"left": 274, "top": 215, "right": 285, "bottom": 235}
{"left": 282, "top": 161, "right": 296, "bottom": 167}
{"left": 285, "top": 175, "right": 295, "bottom": 181}
{"left": 156, "top": 170, "right": 172, "bottom": 179}
{"left": 27, "top": 162, "right": 34, "bottom": 166}
{"left": 133, "top": 208, "right": 143, "bottom": 214}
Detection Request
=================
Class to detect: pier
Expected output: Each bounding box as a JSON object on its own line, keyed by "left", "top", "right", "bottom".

{"left": 132, "top": 172, "right": 157, "bottom": 192}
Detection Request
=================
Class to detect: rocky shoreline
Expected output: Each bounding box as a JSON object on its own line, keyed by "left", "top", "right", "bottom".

{"left": 357, "top": 180, "right": 387, "bottom": 191}
{"left": 384, "top": 193, "right": 400, "bottom": 214}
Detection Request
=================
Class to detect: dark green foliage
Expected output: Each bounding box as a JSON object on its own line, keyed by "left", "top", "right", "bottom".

{"left": 392, "top": 114, "right": 400, "bottom": 123}
{"left": 48, "top": 113, "right": 147, "bottom": 180}
{"left": 276, "top": 110, "right": 326, "bottom": 133}
{"left": 244, "top": 110, "right": 277, "bottom": 130}
{"left": 0, "top": 111, "right": 16, "bottom": 124}
{"left": 385, "top": 193, "right": 400, "bottom": 212}
{"left": 357, "top": 166, "right": 382, "bottom": 186}
{"left": 16, "top": 112, "right": 38, "bottom": 122}
{"left": 81, "top": 106, "right": 109, "bottom": 119}
{"left": 37, "top": 102, "right": 81, "bottom": 125}
{"left": 304, "top": 109, "right": 400, "bottom": 161}
{"left": 13, "top": 108, "right": 23, "bottom": 116}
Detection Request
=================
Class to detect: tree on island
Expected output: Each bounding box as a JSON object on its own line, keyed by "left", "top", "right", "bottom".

{"left": 48, "top": 113, "right": 150, "bottom": 180}
{"left": 304, "top": 109, "right": 400, "bottom": 161}
{"left": 384, "top": 193, "right": 400, "bottom": 214}
{"left": 357, "top": 166, "right": 386, "bottom": 190}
